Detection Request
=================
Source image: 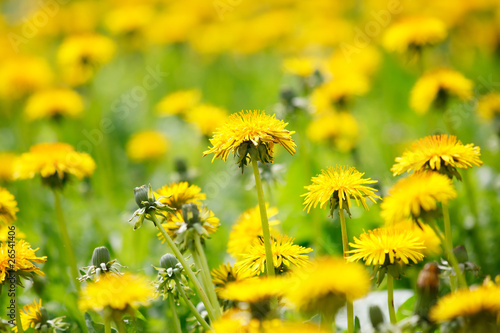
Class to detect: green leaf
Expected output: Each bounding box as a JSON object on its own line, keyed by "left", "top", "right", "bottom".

{"left": 396, "top": 295, "right": 415, "bottom": 321}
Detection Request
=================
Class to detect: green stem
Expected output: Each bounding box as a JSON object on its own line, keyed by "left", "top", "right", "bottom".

{"left": 15, "top": 290, "right": 24, "bottom": 333}
{"left": 112, "top": 312, "right": 127, "bottom": 333}
{"left": 346, "top": 302, "right": 354, "bottom": 333}
{"left": 104, "top": 317, "right": 111, "bottom": 333}
{"left": 338, "top": 209, "right": 353, "bottom": 333}
{"left": 387, "top": 275, "right": 397, "bottom": 325}
{"left": 321, "top": 313, "right": 335, "bottom": 332}
{"left": 194, "top": 235, "right": 222, "bottom": 318}
{"left": 168, "top": 296, "right": 182, "bottom": 333}
{"left": 174, "top": 278, "right": 212, "bottom": 331}
{"left": 53, "top": 190, "right": 80, "bottom": 291}
{"left": 251, "top": 159, "right": 275, "bottom": 277}
{"left": 442, "top": 203, "right": 457, "bottom": 291}
{"left": 151, "top": 214, "right": 217, "bottom": 323}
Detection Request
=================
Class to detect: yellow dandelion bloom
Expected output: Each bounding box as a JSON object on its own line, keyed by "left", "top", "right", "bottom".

{"left": 157, "top": 208, "right": 219, "bottom": 241}
{"left": 391, "top": 135, "right": 482, "bottom": 180}
{"left": 155, "top": 89, "right": 201, "bottom": 116}
{"left": 235, "top": 234, "right": 312, "bottom": 275}
{"left": 348, "top": 228, "right": 426, "bottom": 266}
{"left": 0, "top": 187, "right": 18, "bottom": 225}
{"left": 312, "top": 74, "right": 370, "bottom": 107}
{"left": 286, "top": 257, "right": 370, "bottom": 315}
{"left": 0, "top": 152, "right": 17, "bottom": 182}
{"left": 0, "top": 240, "right": 47, "bottom": 283}
{"left": 13, "top": 299, "right": 43, "bottom": 332}
{"left": 477, "top": 92, "right": 500, "bottom": 120}
{"left": 219, "top": 276, "right": 286, "bottom": 303}
{"left": 105, "top": 5, "right": 153, "bottom": 36}
{"left": 15, "top": 143, "right": 96, "bottom": 183}
{"left": 126, "top": 130, "right": 169, "bottom": 163}
{"left": 78, "top": 273, "right": 154, "bottom": 313}
{"left": 184, "top": 104, "right": 228, "bottom": 136}
{"left": 392, "top": 220, "right": 441, "bottom": 256}
{"left": 24, "top": 88, "right": 84, "bottom": 122}
{"left": 0, "top": 224, "right": 25, "bottom": 242}
{"left": 302, "top": 165, "right": 380, "bottom": 215}
{"left": 327, "top": 45, "right": 381, "bottom": 78}
{"left": 410, "top": 68, "right": 473, "bottom": 114}
{"left": 210, "top": 310, "right": 260, "bottom": 333}
{"left": 155, "top": 182, "right": 206, "bottom": 211}
{"left": 203, "top": 111, "right": 296, "bottom": 169}
{"left": 381, "top": 172, "right": 457, "bottom": 225}
{"left": 282, "top": 56, "right": 322, "bottom": 77}
{"left": 306, "top": 111, "right": 359, "bottom": 152}
{"left": 227, "top": 204, "right": 280, "bottom": 260}
{"left": 383, "top": 16, "right": 447, "bottom": 53}
{"left": 211, "top": 263, "right": 254, "bottom": 293}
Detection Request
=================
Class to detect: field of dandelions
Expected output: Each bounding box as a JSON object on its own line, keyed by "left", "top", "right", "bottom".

{"left": 1, "top": 1, "right": 500, "bottom": 333}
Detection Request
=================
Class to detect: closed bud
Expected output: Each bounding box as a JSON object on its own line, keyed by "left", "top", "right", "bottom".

{"left": 91, "top": 246, "right": 111, "bottom": 267}
{"left": 415, "top": 262, "right": 439, "bottom": 320}
{"left": 369, "top": 305, "right": 385, "bottom": 330}
{"left": 134, "top": 185, "right": 150, "bottom": 208}
{"left": 160, "top": 253, "right": 180, "bottom": 270}
{"left": 182, "top": 203, "right": 200, "bottom": 225}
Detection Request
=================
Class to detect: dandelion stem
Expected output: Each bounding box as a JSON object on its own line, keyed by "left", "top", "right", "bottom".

{"left": 387, "top": 275, "right": 397, "bottom": 324}
{"left": 442, "top": 203, "right": 457, "bottom": 291}
{"left": 321, "top": 313, "right": 335, "bottom": 332}
{"left": 168, "top": 296, "right": 182, "bottom": 333}
{"left": 104, "top": 317, "right": 111, "bottom": 333}
{"left": 193, "top": 234, "right": 222, "bottom": 318}
{"left": 174, "top": 277, "right": 212, "bottom": 331}
{"left": 338, "top": 209, "right": 353, "bottom": 333}
{"left": 15, "top": 290, "right": 24, "bottom": 333}
{"left": 151, "top": 214, "right": 217, "bottom": 323}
{"left": 52, "top": 190, "right": 80, "bottom": 291}
{"left": 251, "top": 159, "right": 275, "bottom": 277}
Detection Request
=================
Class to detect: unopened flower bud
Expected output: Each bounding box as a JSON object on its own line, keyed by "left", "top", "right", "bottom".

{"left": 92, "top": 246, "right": 111, "bottom": 267}
{"left": 369, "top": 305, "right": 385, "bottom": 330}
{"left": 160, "top": 253, "right": 180, "bottom": 270}
{"left": 134, "top": 184, "right": 154, "bottom": 208}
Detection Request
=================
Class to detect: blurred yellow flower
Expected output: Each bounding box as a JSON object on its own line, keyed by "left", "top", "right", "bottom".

{"left": 0, "top": 56, "right": 53, "bottom": 100}
{"left": 282, "top": 56, "right": 322, "bottom": 77}
{"left": 383, "top": 16, "right": 447, "bottom": 53}
{"left": 126, "top": 130, "right": 169, "bottom": 163}
{"left": 306, "top": 111, "right": 360, "bottom": 152}
{"left": 302, "top": 165, "right": 380, "bottom": 215}
{"left": 79, "top": 273, "right": 154, "bottom": 312}
{"left": 156, "top": 89, "right": 201, "bottom": 116}
{"left": 312, "top": 74, "right": 370, "bottom": 108}
{"left": 184, "top": 104, "right": 228, "bottom": 136}
{"left": 13, "top": 299, "right": 43, "bottom": 333}
{"left": 210, "top": 310, "right": 260, "bottom": 333}
{"left": 0, "top": 152, "right": 16, "bottom": 182}
{"left": 155, "top": 182, "right": 206, "bottom": 211}
{"left": 410, "top": 68, "right": 474, "bottom": 114}
{"left": 24, "top": 88, "right": 84, "bottom": 122}
{"left": 227, "top": 204, "right": 280, "bottom": 260}
{"left": 235, "top": 234, "right": 312, "bottom": 275}
{"left": 392, "top": 220, "right": 441, "bottom": 256}
{"left": 391, "top": 134, "right": 483, "bottom": 180}
{"left": 0, "top": 239, "right": 47, "bottom": 283}
{"left": 105, "top": 5, "right": 153, "bottom": 36}
{"left": 348, "top": 227, "right": 426, "bottom": 266}
{"left": 0, "top": 224, "right": 25, "bottom": 242}
{"left": 219, "top": 276, "right": 286, "bottom": 303}
{"left": 0, "top": 187, "right": 18, "bottom": 225}
{"left": 381, "top": 172, "right": 457, "bottom": 225}
{"left": 477, "top": 92, "right": 500, "bottom": 120}
{"left": 211, "top": 263, "right": 254, "bottom": 293}
{"left": 327, "top": 45, "right": 381, "bottom": 78}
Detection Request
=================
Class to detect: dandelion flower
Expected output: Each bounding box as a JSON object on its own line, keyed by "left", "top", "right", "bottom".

{"left": 0, "top": 240, "right": 47, "bottom": 283}
{"left": 211, "top": 263, "right": 254, "bottom": 293}
{"left": 0, "top": 152, "right": 17, "bottom": 182}
{"left": 302, "top": 165, "right": 380, "bottom": 216}
{"left": 155, "top": 182, "right": 206, "bottom": 211}
{"left": 0, "top": 187, "right": 18, "bottom": 225}
{"left": 0, "top": 225, "right": 25, "bottom": 242}
{"left": 78, "top": 273, "right": 154, "bottom": 313}
{"left": 156, "top": 89, "right": 201, "bottom": 116}
{"left": 391, "top": 134, "right": 483, "bottom": 180}
{"left": 157, "top": 207, "right": 219, "bottom": 244}
{"left": 348, "top": 228, "right": 426, "bottom": 266}
{"left": 105, "top": 5, "right": 153, "bottom": 36}
{"left": 477, "top": 92, "right": 500, "bottom": 120}
{"left": 392, "top": 220, "right": 441, "bottom": 256}
{"left": 12, "top": 299, "right": 68, "bottom": 332}
{"left": 220, "top": 277, "right": 286, "bottom": 304}
{"left": 410, "top": 68, "right": 473, "bottom": 114}
{"left": 184, "top": 104, "right": 228, "bottom": 136}
{"left": 282, "top": 56, "right": 321, "bottom": 77}
{"left": 383, "top": 16, "right": 447, "bottom": 53}
{"left": 306, "top": 111, "right": 359, "bottom": 152}
{"left": 126, "top": 130, "right": 169, "bottom": 163}
{"left": 235, "top": 234, "right": 312, "bottom": 275}
{"left": 312, "top": 74, "right": 369, "bottom": 108}
{"left": 24, "top": 88, "right": 84, "bottom": 122}
{"left": 203, "top": 111, "right": 296, "bottom": 171}
{"left": 381, "top": 172, "right": 457, "bottom": 225}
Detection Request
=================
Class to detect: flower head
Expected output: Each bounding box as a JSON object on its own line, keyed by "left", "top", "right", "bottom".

{"left": 156, "top": 182, "right": 206, "bottom": 211}
{"left": 211, "top": 263, "right": 254, "bottom": 293}
{"left": 126, "top": 130, "right": 169, "bottom": 163}
{"left": 302, "top": 165, "right": 380, "bottom": 216}
{"left": 410, "top": 68, "right": 473, "bottom": 114}
{"left": 184, "top": 104, "right": 228, "bottom": 136}
{"left": 0, "top": 240, "right": 47, "bottom": 284}
{"left": 282, "top": 56, "right": 322, "bottom": 77}
{"left": 24, "top": 88, "right": 84, "bottom": 122}
{"left": 0, "top": 187, "right": 18, "bottom": 225}
{"left": 12, "top": 299, "right": 69, "bottom": 333}
{"left": 381, "top": 172, "right": 457, "bottom": 225}
{"left": 203, "top": 111, "right": 296, "bottom": 171}
{"left": 0, "top": 152, "right": 17, "bottom": 182}
{"left": 156, "top": 89, "right": 201, "bottom": 116}
{"left": 79, "top": 246, "right": 124, "bottom": 282}
{"left": 306, "top": 111, "right": 360, "bottom": 152}
{"left": 392, "top": 220, "right": 441, "bottom": 256}
{"left": 129, "top": 184, "right": 175, "bottom": 230}
{"left": 476, "top": 92, "right": 500, "bottom": 120}
{"left": 391, "top": 135, "right": 483, "bottom": 180}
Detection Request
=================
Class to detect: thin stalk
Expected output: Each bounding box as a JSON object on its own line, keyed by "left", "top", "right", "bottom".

{"left": 168, "top": 296, "right": 182, "bottom": 333}
{"left": 104, "top": 317, "right": 111, "bottom": 333}
{"left": 387, "top": 275, "right": 397, "bottom": 325}
{"left": 15, "top": 290, "right": 24, "bottom": 333}
{"left": 251, "top": 159, "right": 275, "bottom": 277}
{"left": 338, "top": 209, "right": 353, "bottom": 333}
{"left": 428, "top": 220, "right": 467, "bottom": 288}
{"left": 112, "top": 312, "right": 127, "bottom": 333}
{"left": 53, "top": 190, "right": 80, "bottom": 291}
{"left": 321, "top": 313, "right": 335, "bottom": 332}
{"left": 151, "top": 214, "right": 217, "bottom": 323}
{"left": 174, "top": 278, "right": 212, "bottom": 331}
{"left": 194, "top": 235, "right": 222, "bottom": 318}
{"left": 442, "top": 203, "right": 457, "bottom": 291}
{"left": 346, "top": 302, "right": 354, "bottom": 333}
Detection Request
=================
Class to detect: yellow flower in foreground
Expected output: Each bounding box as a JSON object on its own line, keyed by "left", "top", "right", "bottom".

{"left": 381, "top": 172, "right": 457, "bottom": 225}
{"left": 219, "top": 276, "right": 286, "bottom": 303}
{"left": 24, "top": 88, "right": 84, "bottom": 121}
{"left": 15, "top": 143, "right": 96, "bottom": 185}
{"left": 211, "top": 263, "right": 254, "bottom": 293}
{"left": 79, "top": 273, "right": 154, "bottom": 313}
{"left": 0, "top": 152, "right": 17, "bottom": 182}
{"left": 184, "top": 104, "right": 228, "bottom": 136}
{"left": 286, "top": 257, "right": 370, "bottom": 315}
{"left": 391, "top": 134, "right": 482, "bottom": 180}
{"left": 155, "top": 181, "right": 206, "bottom": 211}
{"left": 13, "top": 299, "right": 43, "bottom": 332}
{"left": 302, "top": 165, "right": 380, "bottom": 215}
{"left": 348, "top": 228, "right": 426, "bottom": 266}
{"left": 126, "top": 130, "right": 169, "bottom": 163}
{"left": 227, "top": 204, "right": 280, "bottom": 259}
{"left": 0, "top": 240, "right": 47, "bottom": 283}
{"left": 155, "top": 89, "right": 201, "bottom": 116}
{"left": 203, "top": 111, "right": 296, "bottom": 170}
{"left": 235, "top": 234, "right": 312, "bottom": 275}
{"left": 0, "top": 187, "right": 18, "bottom": 225}
{"left": 410, "top": 68, "right": 473, "bottom": 114}
{"left": 383, "top": 16, "right": 447, "bottom": 53}
{"left": 477, "top": 92, "right": 500, "bottom": 120}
